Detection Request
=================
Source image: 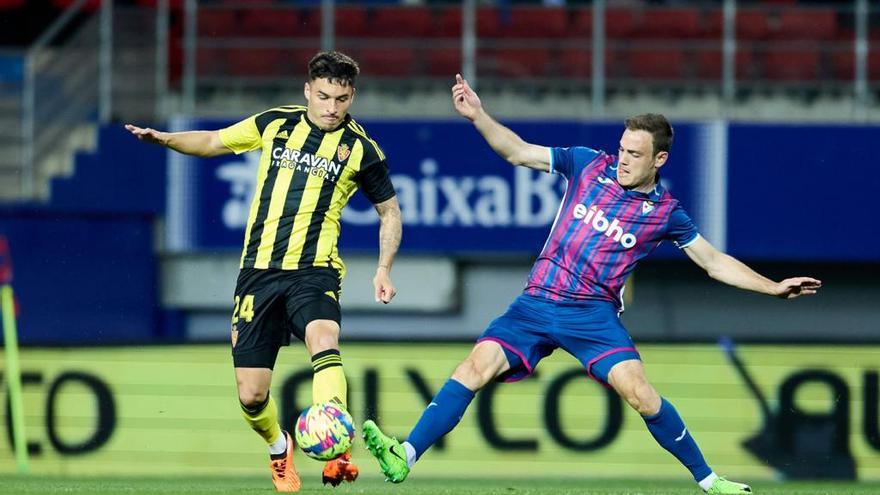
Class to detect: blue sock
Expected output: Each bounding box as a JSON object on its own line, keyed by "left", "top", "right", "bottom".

{"left": 406, "top": 379, "right": 475, "bottom": 460}
{"left": 643, "top": 398, "right": 712, "bottom": 482}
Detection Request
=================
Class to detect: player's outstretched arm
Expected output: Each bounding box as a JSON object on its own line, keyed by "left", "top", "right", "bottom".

{"left": 124, "top": 124, "right": 232, "bottom": 158}
{"left": 372, "top": 196, "right": 401, "bottom": 304}
{"left": 683, "top": 236, "right": 821, "bottom": 299}
{"left": 451, "top": 74, "right": 550, "bottom": 172}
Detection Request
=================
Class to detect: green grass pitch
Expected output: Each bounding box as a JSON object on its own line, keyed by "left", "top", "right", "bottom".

{"left": 0, "top": 475, "right": 877, "bottom": 495}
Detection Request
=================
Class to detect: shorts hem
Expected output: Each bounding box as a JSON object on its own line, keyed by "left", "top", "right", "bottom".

{"left": 585, "top": 347, "right": 640, "bottom": 386}
{"left": 232, "top": 346, "right": 281, "bottom": 369}
{"left": 477, "top": 336, "right": 533, "bottom": 382}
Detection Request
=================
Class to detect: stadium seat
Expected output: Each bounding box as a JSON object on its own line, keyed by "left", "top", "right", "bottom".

{"left": 368, "top": 7, "right": 435, "bottom": 38}
{"left": 570, "top": 9, "right": 636, "bottom": 39}
{"left": 358, "top": 48, "right": 416, "bottom": 77}
{"left": 634, "top": 8, "right": 701, "bottom": 39}
{"left": 333, "top": 6, "right": 368, "bottom": 37}
{"left": 569, "top": 9, "right": 592, "bottom": 38}
{"left": 607, "top": 9, "right": 638, "bottom": 39}
{"left": 135, "top": 0, "right": 184, "bottom": 8}
{"left": 629, "top": 49, "right": 685, "bottom": 80}
{"left": 832, "top": 51, "right": 880, "bottom": 81}
{"left": 560, "top": 48, "right": 619, "bottom": 78}
{"left": 500, "top": 7, "right": 567, "bottom": 39}
{"left": 560, "top": 48, "right": 591, "bottom": 78}
{"left": 426, "top": 49, "right": 461, "bottom": 76}
{"left": 197, "top": 47, "right": 226, "bottom": 77}
{"left": 774, "top": 9, "right": 838, "bottom": 40}
{"left": 228, "top": 48, "right": 282, "bottom": 78}
{"left": 281, "top": 8, "right": 319, "bottom": 37}
{"left": 280, "top": 48, "right": 320, "bottom": 76}
{"left": 240, "top": 8, "right": 299, "bottom": 38}
{"left": 168, "top": 38, "right": 182, "bottom": 82}
{"left": 705, "top": 9, "right": 770, "bottom": 40}
{"left": 438, "top": 7, "right": 500, "bottom": 38}
{"left": 52, "top": 0, "right": 99, "bottom": 12}
{"left": 764, "top": 48, "right": 820, "bottom": 81}
{"left": 293, "top": 48, "right": 319, "bottom": 66}
{"left": 490, "top": 49, "right": 551, "bottom": 78}
{"left": 0, "top": 0, "right": 25, "bottom": 9}
{"left": 198, "top": 9, "right": 237, "bottom": 37}
{"left": 695, "top": 49, "right": 754, "bottom": 80}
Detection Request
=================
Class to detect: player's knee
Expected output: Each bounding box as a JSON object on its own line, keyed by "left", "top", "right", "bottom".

{"left": 451, "top": 357, "right": 494, "bottom": 391}
{"left": 238, "top": 387, "right": 269, "bottom": 408}
{"left": 623, "top": 384, "right": 660, "bottom": 416}
{"left": 305, "top": 323, "right": 340, "bottom": 354}
{"left": 309, "top": 333, "right": 339, "bottom": 353}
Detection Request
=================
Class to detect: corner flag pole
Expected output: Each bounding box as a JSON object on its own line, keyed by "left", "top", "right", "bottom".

{"left": 0, "top": 236, "right": 28, "bottom": 474}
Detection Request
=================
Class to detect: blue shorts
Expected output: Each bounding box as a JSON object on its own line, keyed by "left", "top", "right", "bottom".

{"left": 477, "top": 294, "right": 640, "bottom": 385}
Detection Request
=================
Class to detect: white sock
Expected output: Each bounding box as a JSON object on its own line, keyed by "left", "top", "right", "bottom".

{"left": 402, "top": 441, "right": 417, "bottom": 468}
{"left": 698, "top": 472, "right": 718, "bottom": 492}
{"left": 268, "top": 432, "right": 287, "bottom": 456}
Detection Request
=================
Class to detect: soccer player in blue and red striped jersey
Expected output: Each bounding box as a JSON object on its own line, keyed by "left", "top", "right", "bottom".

{"left": 364, "top": 75, "right": 822, "bottom": 494}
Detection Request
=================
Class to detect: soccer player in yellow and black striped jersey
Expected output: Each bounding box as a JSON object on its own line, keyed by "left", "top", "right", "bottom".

{"left": 125, "top": 52, "right": 402, "bottom": 493}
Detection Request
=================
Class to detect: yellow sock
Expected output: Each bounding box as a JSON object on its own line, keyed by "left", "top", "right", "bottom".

{"left": 311, "top": 349, "right": 347, "bottom": 409}
{"left": 240, "top": 393, "right": 282, "bottom": 445}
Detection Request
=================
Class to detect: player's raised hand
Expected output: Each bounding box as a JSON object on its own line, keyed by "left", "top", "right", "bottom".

{"left": 452, "top": 73, "right": 482, "bottom": 121}
{"left": 773, "top": 277, "right": 822, "bottom": 299}
{"left": 373, "top": 269, "right": 397, "bottom": 304}
{"left": 125, "top": 124, "right": 167, "bottom": 146}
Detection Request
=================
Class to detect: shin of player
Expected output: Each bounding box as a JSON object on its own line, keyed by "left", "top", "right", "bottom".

{"left": 306, "top": 319, "right": 360, "bottom": 485}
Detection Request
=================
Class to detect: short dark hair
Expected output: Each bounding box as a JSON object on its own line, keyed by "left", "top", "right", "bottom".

{"left": 308, "top": 51, "right": 359, "bottom": 87}
{"left": 624, "top": 113, "right": 673, "bottom": 156}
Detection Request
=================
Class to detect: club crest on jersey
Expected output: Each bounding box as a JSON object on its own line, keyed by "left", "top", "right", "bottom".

{"left": 642, "top": 201, "right": 654, "bottom": 214}
{"left": 573, "top": 204, "right": 638, "bottom": 249}
{"left": 337, "top": 143, "right": 351, "bottom": 161}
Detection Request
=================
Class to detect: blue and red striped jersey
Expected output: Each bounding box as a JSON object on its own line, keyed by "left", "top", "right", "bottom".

{"left": 524, "top": 146, "right": 699, "bottom": 309}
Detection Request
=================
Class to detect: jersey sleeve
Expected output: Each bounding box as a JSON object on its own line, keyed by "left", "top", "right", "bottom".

{"left": 666, "top": 203, "right": 701, "bottom": 249}
{"left": 218, "top": 114, "right": 262, "bottom": 155}
{"left": 358, "top": 134, "right": 386, "bottom": 170}
{"left": 550, "top": 146, "right": 602, "bottom": 179}
{"left": 356, "top": 161, "right": 396, "bottom": 204}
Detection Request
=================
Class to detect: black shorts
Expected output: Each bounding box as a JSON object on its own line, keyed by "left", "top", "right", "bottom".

{"left": 230, "top": 267, "right": 342, "bottom": 369}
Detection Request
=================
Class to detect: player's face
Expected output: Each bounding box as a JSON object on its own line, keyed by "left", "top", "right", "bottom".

{"left": 617, "top": 129, "right": 667, "bottom": 190}
{"left": 304, "top": 78, "right": 355, "bottom": 131}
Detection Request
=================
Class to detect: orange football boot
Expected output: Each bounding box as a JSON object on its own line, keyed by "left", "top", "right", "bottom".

{"left": 322, "top": 450, "right": 359, "bottom": 487}
{"left": 269, "top": 431, "right": 301, "bottom": 492}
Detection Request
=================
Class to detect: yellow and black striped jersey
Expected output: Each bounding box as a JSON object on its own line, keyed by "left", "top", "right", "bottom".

{"left": 218, "top": 105, "right": 395, "bottom": 279}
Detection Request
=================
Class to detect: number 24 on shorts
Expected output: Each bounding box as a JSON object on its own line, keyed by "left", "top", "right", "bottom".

{"left": 232, "top": 294, "right": 255, "bottom": 323}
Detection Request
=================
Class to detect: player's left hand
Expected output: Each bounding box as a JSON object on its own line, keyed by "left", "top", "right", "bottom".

{"left": 773, "top": 277, "right": 822, "bottom": 299}
{"left": 452, "top": 73, "right": 482, "bottom": 121}
{"left": 373, "top": 269, "right": 397, "bottom": 304}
